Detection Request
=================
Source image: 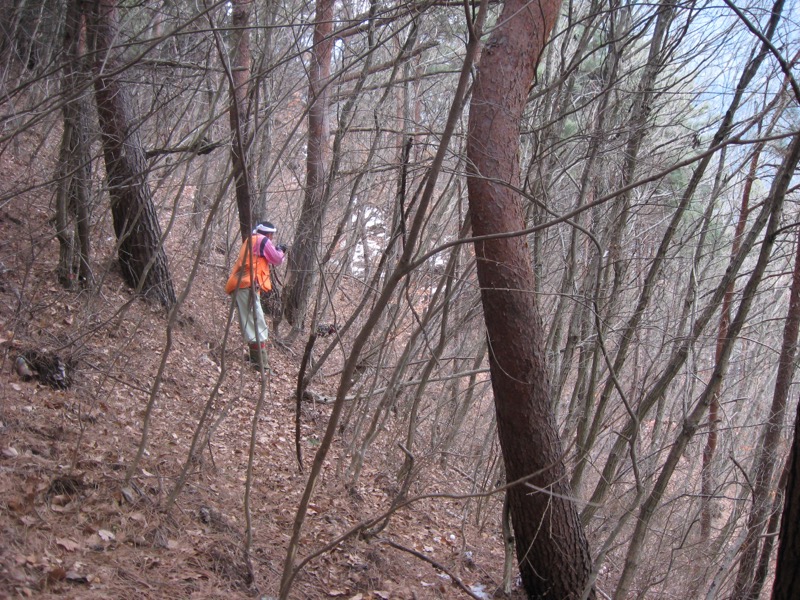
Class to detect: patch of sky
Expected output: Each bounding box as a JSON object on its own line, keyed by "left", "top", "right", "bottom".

{"left": 683, "top": 0, "right": 797, "bottom": 117}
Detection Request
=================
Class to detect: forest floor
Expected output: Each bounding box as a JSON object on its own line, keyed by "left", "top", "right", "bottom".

{"left": 0, "top": 129, "right": 518, "bottom": 599}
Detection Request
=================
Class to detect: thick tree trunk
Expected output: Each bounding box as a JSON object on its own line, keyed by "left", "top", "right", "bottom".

{"left": 89, "top": 0, "right": 176, "bottom": 307}
{"left": 282, "top": 0, "right": 334, "bottom": 329}
{"left": 466, "top": 1, "right": 594, "bottom": 598}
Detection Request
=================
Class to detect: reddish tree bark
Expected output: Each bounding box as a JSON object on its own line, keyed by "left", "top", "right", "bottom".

{"left": 701, "top": 145, "right": 757, "bottom": 539}
{"left": 282, "top": 0, "right": 334, "bottom": 328}
{"left": 466, "top": 1, "right": 595, "bottom": 597}
{"left": 90, "top": 0, "right": 176, "bottom": 307}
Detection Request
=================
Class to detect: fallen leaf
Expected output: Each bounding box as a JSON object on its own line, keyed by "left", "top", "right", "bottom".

{"left": 56, "top": 538, "right": 81, "bottom": 552}
{"left": 8, "top": 565, "right": 30, "bottom": 583}
{"left": 50, "top": 502, "right": 74, "bottom": 513}
{"left": 98, "top": 529, "right": 115, "bottom": 542}
{"left": 374, "top": 592, "right": 390, "bottom": 600}
{"left": 328, "top": 590, "right": 347, "bottom": 597}
{"left": 3, "top": 446, "right": 19, "bottom": 458}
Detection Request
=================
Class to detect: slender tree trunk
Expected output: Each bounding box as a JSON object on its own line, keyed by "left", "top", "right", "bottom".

{"left": 614, "top": 130, "right": 800, "bottom": 600}
{"left": 772, "top": 394, "right": 800, "bottom": 599}
{"left": 282, "top": 0, "right": 334, "bottom": 329}
{"left": 571, "top": 0, "right": 678, "bottom": 490}
{"left": 733, "top": 227, "right": 800, "bottom": 597}
{"left": 466, "top": 1, "right": 594, "bottom": 597}
{"left": 279, "top": 4, "right": 484, "bottom": 594}
{"left": 580, "top": 0, "right": 789, "bottom": 519}
{"left": 89, "top": 0, "right": 176, "bottom": 308}
{"left": 400, "top": 254, "right": 456, "bottom": 477}
{"left": 700, "top": 147, "right": 742, "bottom": 540}
{"left": 752, "top": 459, "right": 789, "bottom": 598}
{"left": 227, "top": 0, "right": 254, "bottom": 240}
{"left": 547, "top": 9, "right": 619, "bottom": 391}
{"left": 699, "top": 165, "right": 738, "bottom": 539}
{"left": 56, "top": 0, "right": 92, "bottom": 289}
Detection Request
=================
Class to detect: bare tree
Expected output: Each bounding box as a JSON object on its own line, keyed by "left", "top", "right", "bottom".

{"left": 734, "top": 230, "right": 800, "bottom": 597}
{"left": 5, "top": 0, "right": 800, "bottom": 597}
{"left": 701, "top": 143, "right": 757, "bottom": 540}
{"left": 278, "top": 3, "right": 486, "bottom": 595}
{"left": 773, "top": 368, "right": 800, "bottom": 599}
{"left": 223, "top": 0, "right": 256, "bottom": 240}
{"left": 282, "top": 0, "right": 334, "bottom": 332}
{"left": 55, "top": 0, "right": 92, "bottom": 289}
{"left": 614, "top": 129, "right": 800, "bottom": 599}
{"left": 89, "top": 0, "right": 176, "bottom": 307}
{"left": 466, "top": 0, "right": 595, "bottom": 596}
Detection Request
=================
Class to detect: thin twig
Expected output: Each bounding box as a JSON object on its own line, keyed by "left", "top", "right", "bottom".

{"left": 730, "top": 453, "right": 756, "bottom": 496}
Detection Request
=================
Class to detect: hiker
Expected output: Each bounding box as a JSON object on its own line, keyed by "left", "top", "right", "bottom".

{"left": 225, "top": 221, "right": 287, "bottom": 366}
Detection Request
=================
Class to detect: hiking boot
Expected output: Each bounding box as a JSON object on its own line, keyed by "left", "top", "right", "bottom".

{"left": 248, "top": 342, "right": 270, "bottom": 371}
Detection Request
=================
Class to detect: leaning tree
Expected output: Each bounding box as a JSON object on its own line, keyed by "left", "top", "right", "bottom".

{"left": 89, "top": 0, "right": 176, "bottom": 307}
{"left": 466, "top": 0, "right": 595, "bottom": 597}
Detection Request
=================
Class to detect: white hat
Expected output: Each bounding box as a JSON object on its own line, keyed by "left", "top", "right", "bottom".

{"left": 254, "top": 221, "right": 277, "bottom": 235}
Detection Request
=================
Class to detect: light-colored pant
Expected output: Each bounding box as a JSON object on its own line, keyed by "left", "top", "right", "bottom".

{"left": 232, "top": 287, "right": 269, "bottom": 345}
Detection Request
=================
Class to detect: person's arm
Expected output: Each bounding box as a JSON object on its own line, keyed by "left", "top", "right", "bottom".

{"left": 257, "top": 235, "right": 285, "bottom": 265}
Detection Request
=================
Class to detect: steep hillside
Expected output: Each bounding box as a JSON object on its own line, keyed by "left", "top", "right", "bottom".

{"left": 0, "top": 126, "right": 514, "bottom": 599}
